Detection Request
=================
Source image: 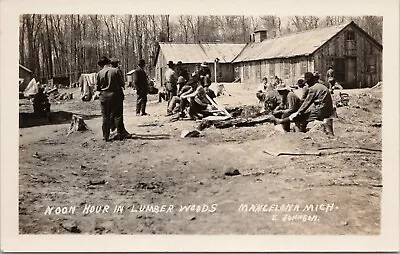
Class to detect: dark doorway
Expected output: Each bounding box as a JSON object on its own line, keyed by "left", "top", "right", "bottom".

{"left": 334, "top": 58, "right": 345, "bottom": 84}
{"left": 346, "top": 57, "right": 357, "bottom": 88}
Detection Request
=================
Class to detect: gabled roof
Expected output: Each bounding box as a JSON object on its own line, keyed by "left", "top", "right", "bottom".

{"left": 232, "top": 21, "right": 382, "bottom": 63}
{"left": 157, "top": 43, "right": 246, "bottom": 64}
{"left": 19, "top": 64, "right": 32, "bottom": 73}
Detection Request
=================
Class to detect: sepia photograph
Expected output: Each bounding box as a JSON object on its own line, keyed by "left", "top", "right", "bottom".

{"left": 1, "top": 0, "right": 399, "bottom": 252}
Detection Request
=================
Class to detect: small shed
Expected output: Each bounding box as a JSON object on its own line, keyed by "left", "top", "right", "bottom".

{"left": 19, "top": 64, "right": 33, "bottom": 91}
{"left": 154, "top": 43, "right": 246, "bottom": 85}
{"left": 232, "top": 21, "right": 382, "bottom": 88}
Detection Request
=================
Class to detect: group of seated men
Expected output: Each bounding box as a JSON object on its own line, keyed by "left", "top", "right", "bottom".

{"left": 257, "top": 72, "right": 335, "bottom": 135}
{"left": 166, "top": 70, "right": 217, "bottom": 120}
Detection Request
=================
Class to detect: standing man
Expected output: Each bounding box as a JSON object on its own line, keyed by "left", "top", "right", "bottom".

{"left": 110, "top": 58, "right": 131, "bottom": 137}
{"left": 96, "top": 56, "right": 125, "bottom": 141}
{"left": 199, "top": 62, "right": 212, "bottom": 87}
{"left": 289, "top": 72, "right": 334, "bottom": 134}
{"left": 133, "top": 59, "right": 149, "bottom": 116}
{"left": 33, "top": 86, "right": 51, "bottom": 117}
{"left": 175, "top": 61, "right": 189, "bottom": 85}
{"left": 273, "top": 84, "right": 302, "bottom": 132}
{"left": 326, "top": 65, "right": 335, "bottom": 91}
{"left": 165, "top": 61, "right": 178, "bottom": 103}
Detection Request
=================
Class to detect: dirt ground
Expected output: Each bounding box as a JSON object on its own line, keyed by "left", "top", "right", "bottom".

{"left": 19, "top": 83, "right": 382, "bottom": 234}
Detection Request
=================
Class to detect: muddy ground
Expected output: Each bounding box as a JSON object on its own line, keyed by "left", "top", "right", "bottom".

{"left": 19, "top": 83, "right": 382, "bottom": 234}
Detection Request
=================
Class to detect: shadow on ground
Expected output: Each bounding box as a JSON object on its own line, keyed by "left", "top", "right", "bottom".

{"left": 19, "top": 111, "right": 101, "bottom": 128}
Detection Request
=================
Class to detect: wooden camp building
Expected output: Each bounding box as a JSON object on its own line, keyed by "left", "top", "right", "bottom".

{"left": 154, "top": 43, "right": 246, "bottom": 85}
{"left": 19, "top": 64, "right": 33, "bottom": 91}
{"left": 232, "top": 21, "right": 382, "bottom": 89}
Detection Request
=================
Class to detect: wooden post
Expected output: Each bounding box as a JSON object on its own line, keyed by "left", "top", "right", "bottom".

{"left": 214, "top": 58, "right": 219, "bottom": 83}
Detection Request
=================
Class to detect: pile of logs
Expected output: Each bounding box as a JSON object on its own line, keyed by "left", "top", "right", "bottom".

{"left": 198, "top": 114, "right": 275, "bottom": 130}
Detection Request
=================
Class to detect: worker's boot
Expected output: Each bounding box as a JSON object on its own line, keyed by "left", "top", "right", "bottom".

{"left": 323, "top": 118, "right": 334, "bottom": 136}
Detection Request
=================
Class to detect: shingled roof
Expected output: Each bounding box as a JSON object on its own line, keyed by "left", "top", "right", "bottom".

{"left": 232, "top": 21, "right": 382, "bottom": 63}
{"left": 157, "top": 43, "right": 246, "bottom": 64}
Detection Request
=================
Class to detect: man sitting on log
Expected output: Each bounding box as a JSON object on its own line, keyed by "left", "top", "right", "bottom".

{"left": 166, "top": 76, "right": 190, "bottom": 116}
{"left": 272, "top": 84, "right": 302, "bottom": 132}
{"left": 256, "top": 77, "right": 281, "bottom": 114}
{"left": 188, "top": 86, "right": 213, "bottom": 119}
{"left": 33, "top": 87, "right": 51, "bottom": 117}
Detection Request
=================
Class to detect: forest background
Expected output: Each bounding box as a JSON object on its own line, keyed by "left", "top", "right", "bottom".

{"left": 19, "top": 15, "right": 383, "bottom": 82}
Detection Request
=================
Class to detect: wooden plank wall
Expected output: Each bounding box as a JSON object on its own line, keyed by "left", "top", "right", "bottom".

{"left": 235, "top": 56, "right": 313, "bottom": 86}
{"left": 313, "top": 24, "right": 382, "bottom": 88}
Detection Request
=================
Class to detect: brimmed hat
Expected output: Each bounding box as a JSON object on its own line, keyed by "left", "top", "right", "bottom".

{"left": 276, "top": 83, "right": 290, "bottom": 91}
{"left": 139, "top": 59, "right": 146, "bottom": 66}
{"left": 98, "top": 56, "right": 110, "bottom": 66}
{"left": 167, "top": 60, "right": 174, "bottom": 67}
{"left": 297, "top": 76, "right": 305, "bottom": 85}
{"left": 177, "top": 76, "right": 187, "bottom": 84}
{"left": 200, "top": 62, "right": 208, "bottom": 67}
{"left": 304, "top": 72, "right": 314, "bottom": 82}
{"left": 110, "top": 57, "right": 120, "bottom": 67}
{"left": 177, "top": 61, "right": 183, "bottom": 65}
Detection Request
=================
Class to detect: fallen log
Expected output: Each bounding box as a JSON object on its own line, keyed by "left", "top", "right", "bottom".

{"left": 198, "top": 114, "right": 276, "bottom": 130}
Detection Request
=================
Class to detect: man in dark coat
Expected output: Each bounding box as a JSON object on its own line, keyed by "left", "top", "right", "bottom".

{"left": 289, "top": 72, "right": 334, "bottom": 133}
{"left": 110, "top": 58, "right": 130, "bottom": 136}
{"left": 33, "top": 87, "right": 50, "bottom": 117}
{"left": 96, "top": 56, "right": 126, "bottom": 141}
{"left": 133, "top": 59, "right": 149, "bottom": 116}
{"left": 175, "top": 61, "right": 189, "bottom": 84}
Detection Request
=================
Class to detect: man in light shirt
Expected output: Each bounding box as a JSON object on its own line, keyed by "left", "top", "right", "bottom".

{"left": 164, "top": 61, "right": 178, "bottom": 103}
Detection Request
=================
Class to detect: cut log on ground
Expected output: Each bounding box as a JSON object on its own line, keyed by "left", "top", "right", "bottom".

{"left": 198, "top": 114, "right": 276, "bottom": 130}
{"left": 67, "top": 114, "right": 89, "bottom": 136}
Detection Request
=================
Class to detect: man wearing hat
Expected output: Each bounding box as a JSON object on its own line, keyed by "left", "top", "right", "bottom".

{"left": 109, "top": 57, "right": 131, "bottom": 137}
{"left": 175, "top": 61, "right": 189, "bottom": 84}
{"left": 288, "top": 72, "right": 334, "bottom": 134}
{"left": 164, "top": 60, "right": 178, "bottom": 103}
{"left": 133, "top": 59, "right": 149, "bottom": 116}
{"left": 96, "top": 56, "right": 126, "bottom": 141}
{"left": 273, "top": 83, "right": 301, "bottom": 132}
{"left": 198, "top": 62, "right": 212, "bottom": 87}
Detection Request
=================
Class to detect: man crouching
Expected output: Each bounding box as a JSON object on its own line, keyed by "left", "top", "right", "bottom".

{"left": 272, "top": 84, "right": 301, "bottom": 132}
